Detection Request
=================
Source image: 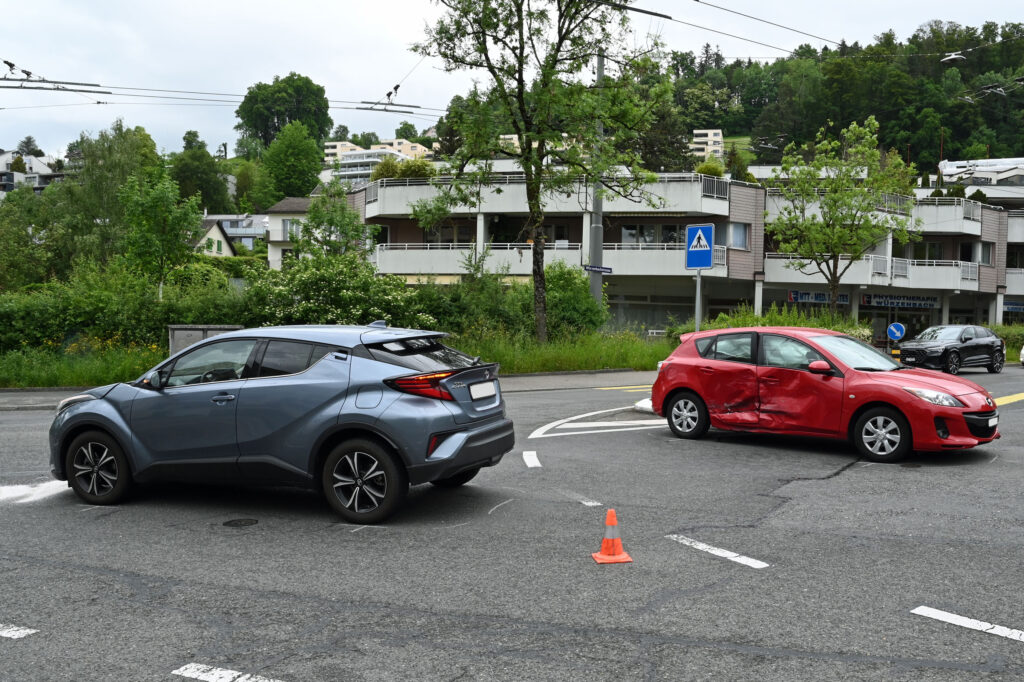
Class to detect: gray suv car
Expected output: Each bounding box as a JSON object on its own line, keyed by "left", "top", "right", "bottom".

{"left": 49, "top": 324, "right": 515, "bottom": 523}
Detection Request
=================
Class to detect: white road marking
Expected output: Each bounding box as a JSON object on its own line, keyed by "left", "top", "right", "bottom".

{"left": 488, "top": 498, "right": 514, "bottom": 515}
{"left": 0, "top": 481, "right": 67, "bottom": 504}
{"left": 172, "top": 662, "right": 284, "bottom": 681}
{"left": 522, "top": 450, "right": 541, "bottom": 467}
{"left": 349, "top": 525, "right": 387, "bottom": 533}
{"left": 529, "top": 406, "right": 665, "bottom": 439}
{"left": 665, "top": 534, "right": 770, "bottom": 569}
{"left": 911, "top": 606, "right": 1024, "bottom": 642}
{"left": 559, "top": 490, "right": 603, "bottom": 507}
{"left": 557, "top": 420, "right": 664, "bottom": 428}
{"left": 0, "top": 624, "right": 38, "bottom": 639}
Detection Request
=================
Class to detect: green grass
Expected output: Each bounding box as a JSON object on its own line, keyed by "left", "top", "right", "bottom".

{"left": 724, "top": 136, "right": 755, "bottom": 165}
{"left": 0, "top": 346, "right": 165, "bottom": 388}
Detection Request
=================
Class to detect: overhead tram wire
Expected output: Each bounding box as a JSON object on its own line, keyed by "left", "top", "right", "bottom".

{"left": 691, "top": 0, "right": 840, "bottom": 46}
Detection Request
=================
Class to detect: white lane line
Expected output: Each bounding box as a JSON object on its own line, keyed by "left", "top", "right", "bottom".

{"left": 172, "top": 662, "right": 284, "bottom": 681}
{"left": 665, "top": 534, "right": 770, "bottom": 569}
{"left": 0, "top": 481, "right": 67, "bottom": 504}
{"left": 0, "top": 624, "right": 38, "bottom": 639}
{"left": 557, "top": 420, "right": 664, "bottom": 428}
{"left": 530, "top": 405, "right": 666, "bottom": 439}
{"left": 488, "top": 498, "right": 514, "bottom": 515}
{"left": 559, "top": 490, "right": 603, "bottom": 507}
{"left": 522, "top": 450, "right": 542, "bottom": 468}
{"left": 911, "top": 606, "right": 1024, "bottom": 642}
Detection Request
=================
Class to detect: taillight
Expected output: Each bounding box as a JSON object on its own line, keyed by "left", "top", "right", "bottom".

{"left": 385, "top": 371, "right": 457, "bottom": 400}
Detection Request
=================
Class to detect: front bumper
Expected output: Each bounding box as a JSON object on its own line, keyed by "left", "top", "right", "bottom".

{"left": 406, "top": 417, "right": 515, "bottom": 485}
{"left": 906, "top": 400, "right": 999, "bottom": 451}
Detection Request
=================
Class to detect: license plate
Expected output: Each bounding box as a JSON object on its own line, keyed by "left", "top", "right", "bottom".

{"left": 903, "top": 357, "right": 915, "bottom": 362}
{"left": 470, "top": 381, "right": 497, "bottom": 400}
{"left": 988, "top": 417, "right": 998, "bottom": 427}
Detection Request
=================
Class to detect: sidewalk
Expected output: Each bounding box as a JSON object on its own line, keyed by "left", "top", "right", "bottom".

{"left": 0, "top": 370, "right": 658, "bottom": 412}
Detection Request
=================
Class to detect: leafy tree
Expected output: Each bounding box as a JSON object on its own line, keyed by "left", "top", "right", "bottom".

{"left": 263, "top": 121, "right": 321, "bottom": 198}
{"left": 170, "top": 131, "right": 233, "bottom": 213}
{"left": 16, "top": 136, "right": 43, "bottom": 157}
{"left": 118, "top": 172, "right": 204, "bottom": 300}
{"left": 294, "top": 178, "right": 378, "bottom": 257}
{"left": 767, "top": 116, "right": 918, "bottom": 312}
{"left": 370, "top": 156, "right": 436, "bottom": 181}
{"left": 415, "top": 0, "right": 670, "bottom": 342}
{"left": 694, "top": 158, "right": 724, "bottom": 177}
{"left": 232, "top": 159, "right": 279, "bottom": 212}
{"left": 394, "top": 121, "right": 418, "bottom": 140}
{"left": 9, "top": 155, "right": 27, "bottom": 173}
{"left": 349, "top": 131, "right": 381, "bottom": 149}
{"left": 330, "top": 124, "right": 350, "bottom": 142}
{"left": 234, "top": 135, "right": 265, "bottom": 160}
{"left": 234, "top": 72, "right": 332, "bottom": 147}
{"left": 0, "top": 186, "right": 51, "bottom": 290}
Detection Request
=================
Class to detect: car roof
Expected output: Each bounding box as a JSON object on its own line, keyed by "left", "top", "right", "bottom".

{"left": 688, "top": 326, "right": 844, "bottom": 339}
{"left": 210, "top": 324, "right": 445, "bottom": 347}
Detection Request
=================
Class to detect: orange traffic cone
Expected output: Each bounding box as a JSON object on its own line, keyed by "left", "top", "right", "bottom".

{"left": 592, "top": 508, "right": 633, "bottom": 564}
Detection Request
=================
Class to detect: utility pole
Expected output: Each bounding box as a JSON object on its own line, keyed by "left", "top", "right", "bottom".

{"left": 588, "top": 50, "right": 605, "bottom": 304}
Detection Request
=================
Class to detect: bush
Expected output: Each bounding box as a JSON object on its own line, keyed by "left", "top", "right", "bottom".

{"left": 695, "top": 158, "right": 724, "bottom": 177}
{"left": 665, "top": 303, "right": 871, "bottom": 341}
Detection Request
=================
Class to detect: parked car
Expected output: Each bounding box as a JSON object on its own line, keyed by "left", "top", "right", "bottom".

{"left": 896, "top": 324, "right": 1005, "bottom": 374}
{"left": 49, "top": 324, "right": 515, "bottom": 523}
{"left": 651, "top": 326, "right": 999, "bottom": 462}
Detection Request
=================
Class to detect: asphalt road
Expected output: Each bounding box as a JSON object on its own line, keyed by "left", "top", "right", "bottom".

{"left": 1, "top": 368, "right": 1023, "bottom": 681}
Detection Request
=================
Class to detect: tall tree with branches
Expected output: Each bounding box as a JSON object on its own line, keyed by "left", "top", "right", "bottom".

{"left": 414, "top": 0, "right": 671, "bottom": 342}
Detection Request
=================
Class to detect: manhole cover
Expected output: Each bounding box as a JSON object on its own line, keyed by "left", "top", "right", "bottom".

{"left": 223, "top": 518, "right": 259, "bottom": 527}
{"left": 900, "top": 463, "right": 921, "bottom": 469}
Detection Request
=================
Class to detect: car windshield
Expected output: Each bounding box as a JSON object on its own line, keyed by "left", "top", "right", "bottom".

{"left": 811, "top": 334, "right": 899, "bottom": 371}
{"left": 366, "top": 336, "right": 479, "bottom": 372}
{"left": 913, "top": 326, "right": 962, "bottom": 341}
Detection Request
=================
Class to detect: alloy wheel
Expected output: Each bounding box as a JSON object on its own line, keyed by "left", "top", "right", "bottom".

{"left": 72, "top": 441, "right": 118, "bottom": 497}
{"left": 331, "top": 451, "right": 388, "bottom": 514}
{"left": 945, "top": 351, "right": 960, "bottom": 374}
{"left": 671, "top": 399, "right": 700, "bottom": 433}
{"left": 861, "top": 416, "right": 902, "bottom": 456}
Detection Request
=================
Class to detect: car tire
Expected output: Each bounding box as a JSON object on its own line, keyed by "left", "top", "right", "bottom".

{"left": 987, "top": 350, "right": 1004, "bottom": 374}
{"left": 65, "top": 431, "right": 131, "bottom": 505}
{"left": 666, "top": 391, "right": 710, "bottom": 439}
{"left": 322, "top": 439, "right": 408, "bottom": 524}
{"left": 852, "top": 407, "right": 912, "bottom": 463}
{"left": 430, "top": 467, "right": 481, "bottom": 488}
{"left": 943, "top": 350, "right": 961, "bottom": 375}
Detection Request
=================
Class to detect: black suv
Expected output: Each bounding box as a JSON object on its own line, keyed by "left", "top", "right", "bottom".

{"left": 897, "top": 325, "right": 1005, "bottom": 375}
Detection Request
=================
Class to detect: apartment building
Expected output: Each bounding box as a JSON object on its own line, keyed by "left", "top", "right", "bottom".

{"left": 689, "top": 129, "right": 724, "bottom": 161}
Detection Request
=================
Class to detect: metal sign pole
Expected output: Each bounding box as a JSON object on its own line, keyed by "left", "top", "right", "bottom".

{"left": 695, "top": 270, "right": 702, "bottom": 332}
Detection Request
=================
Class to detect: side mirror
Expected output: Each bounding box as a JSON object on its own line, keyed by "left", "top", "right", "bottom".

{"left": 141, "top": 370, "right": 166, "bottom": 390}
{"left": 807, "top": 360, "right": 832, "bottom": 374}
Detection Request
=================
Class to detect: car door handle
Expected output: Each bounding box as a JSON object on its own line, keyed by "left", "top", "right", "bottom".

{"left": 699, "top": 366, "right": 714, "bottom": 374}
{"left": 211, "top": 394, "right": 236, "bottom": 404}
{"left": 761, "top": 378, "right": 779, "bottom": 385}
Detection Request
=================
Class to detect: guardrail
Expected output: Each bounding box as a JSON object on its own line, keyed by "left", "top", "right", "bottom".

{"left": 377, "top": 242, "right": 583, "bottom": 252}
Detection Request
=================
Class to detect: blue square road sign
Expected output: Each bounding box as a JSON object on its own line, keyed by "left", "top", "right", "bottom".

{"left": 685, "top": 223, "right": 714, "bottom": 270}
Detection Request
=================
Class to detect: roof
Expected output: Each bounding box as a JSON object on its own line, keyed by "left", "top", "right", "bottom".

{"left": 208, "top": 324, "right": 444, "bottom": 349}
{"left": 266, "top": 197, "right": 313, "bottom": 214}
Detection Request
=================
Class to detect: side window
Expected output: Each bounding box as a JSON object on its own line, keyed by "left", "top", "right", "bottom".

{"left": 713, "top": 333, "right": 755, "bottom": 364}
{"left": 695, "top": 337, "right": 715, "bottom": 357}
{"left": 166, "top": 340, "right": 257, "bottom": 387}
{"left": 310, "top": 344, "right": 338, "bottom": 364}
{"left": 761, "top": 335, "right": 825, "bottom": 370}
{"left": 259, "top": 340, "right": 314, "bottom": 377}
{"left": 961, "top": 327, "right": 975, "bottom": 341}
{"left": 972, "top": 326, "right": 988, "bottom": 339}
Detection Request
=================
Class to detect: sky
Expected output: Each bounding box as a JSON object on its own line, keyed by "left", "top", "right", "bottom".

{"left": 2, "top": 1, "right": 1021, "bottom": 158}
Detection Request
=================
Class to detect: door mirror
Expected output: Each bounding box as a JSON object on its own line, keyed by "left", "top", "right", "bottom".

{"left": 807, "top": 360, "right": 832, "bottom": 374}
{"left": 141, "top": 369, "right": 166, "bottom": 390}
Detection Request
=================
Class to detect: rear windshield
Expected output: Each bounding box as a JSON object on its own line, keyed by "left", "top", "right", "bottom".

{"left": 366, "top": 337, "right": 478, "bottom": 372}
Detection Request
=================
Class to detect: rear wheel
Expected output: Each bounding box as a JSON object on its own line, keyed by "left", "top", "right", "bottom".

{"left": 66, "top": 431, "right": 131, "bottom": 504}
{"left": 322, "top": 439, "right": 407, "bottom": 524}
{"left": 430, "top": 467, "right": 481, "bottom": 488}
{"left": 943, "top": 350, "right": 961, "bottom": 375}
{"left": 852, "top": 407, "right": 912, "bottom": 463}
{"left": 666, "top": 391, "right": 710, "bottom": 439}
{"left": 987, "top": 350, "right": 1004, "bottom": 374}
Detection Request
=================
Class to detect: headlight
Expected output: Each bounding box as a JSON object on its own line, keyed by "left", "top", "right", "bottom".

{"left": 902, "top": 387, "right": 964, "bottom": 407}
{"left": 925, "top": 347, "right": 943, "bottom": 355}
{"left": 56, "top": 394, "right": 96, "bottom": 414}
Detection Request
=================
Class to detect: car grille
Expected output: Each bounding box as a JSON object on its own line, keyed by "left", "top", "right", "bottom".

{"left": 899, "top": 348, "right": 928, "bottom": 364}
{"left": 963, "top": 411, "right": 998, "bottom": 439}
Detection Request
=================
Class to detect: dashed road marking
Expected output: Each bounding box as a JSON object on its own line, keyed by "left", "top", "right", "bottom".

{"left": 172, "top": 662, "right": 284, "bottom": 681}
{"left": 995, "top": 392, "right": 1024, "bottom": 407}
{"left": 522, "top": 451, "right": 541, "bottom": 468}
{"left": 665, "top": 534, "right": 770, "bottom": 569}
{"left": 0, "top": 481, "right": 67, "bottom": 504}
{"left": 911, "top": 606, "right": 1024, "bottom": 642}
{"left": 0, "top": 624, "right": 38, "bottom": 639}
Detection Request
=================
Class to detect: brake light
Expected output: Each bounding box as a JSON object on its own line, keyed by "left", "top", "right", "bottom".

{"left": 386, "top": 371, "right": 457, "bottom": 400}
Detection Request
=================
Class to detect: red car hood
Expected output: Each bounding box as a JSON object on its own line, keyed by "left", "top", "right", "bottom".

{"left": 861, "top": 368, "right": 986, "bottom": 397}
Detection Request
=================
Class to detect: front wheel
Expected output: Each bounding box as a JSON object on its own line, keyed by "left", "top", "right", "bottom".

{"left": 322, "top": 439, "right": 408, "bottom": 524}
{"left": 987, "top": 350, "right": 1004, "bottom": 374}
{"left": 666, "top": 391, "right": 710, "bottom": 439}
{"left": 66, "top": 431, "right": 132, "bottom": 504}
{"left": 944, "top": 350, "right": 961, "bottom": 375}
{"left": 853, "top": 407, "right": 912, "bottom": 463}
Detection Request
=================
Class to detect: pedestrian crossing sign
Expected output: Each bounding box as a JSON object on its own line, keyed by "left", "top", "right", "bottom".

{"left": 685, "top": 223, "right": 714, "bottom": 270}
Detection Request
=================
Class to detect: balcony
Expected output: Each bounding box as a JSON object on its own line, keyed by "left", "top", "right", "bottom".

{"left": 765, "top": 254, "right": 980, "bottom": 291}
{"left": 1006, "top": 268, "right": 1024, "bottom": 296}
{"left": 1008, "top": 210, "right": 1024, "bottom": 243}
{"left": 912, "top": 197, "right": 982, "bottom": 236}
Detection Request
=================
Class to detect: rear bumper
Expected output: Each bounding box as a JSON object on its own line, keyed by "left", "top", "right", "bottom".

{"left": 406, "top": 418, "right": 515, "bottom": 485}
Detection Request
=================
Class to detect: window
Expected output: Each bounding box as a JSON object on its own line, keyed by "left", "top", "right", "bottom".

{"left": 216, "top": 240, "right": 223, "bottom": 253}
{"left": 621, "top": 225, "right": 656, "bottom": 244}
{"left": 712, "top": 333, "right": 755, "bottom": 364}
{"left": 206, "top": 237, "right": 214, "bottom": 251}
{"left": 912, "top": 241, "right": 941, "bottom": 260}
{"left": 981, "top": 242, "right": 992, "bottom": 265}
{"left": 713, "top": 224, "right": 747, "bottom": 249}
{"left": 259, "top": 341, "right": 313, "bottom": 377}
{"left": 760, "top": 335, "right": 825, "bottom": 370}
{"left": 366, "top": 337, "right": 477, "bottom": 372}
{"left": 165, "top": 340, "right": 257, "bottom": 387}
{"left": 959, "top": 242, "right": 974, "bottom": 262}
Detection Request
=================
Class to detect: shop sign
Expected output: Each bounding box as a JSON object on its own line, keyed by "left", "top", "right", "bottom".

{"left": 1004, "top": 301, "right": 1024, "bottom": 312}
{"left": 788, "top": 290, "right": 849, "bottom": 305}
{"left": 861, "top": 294, "right": 938, "bottom": 309}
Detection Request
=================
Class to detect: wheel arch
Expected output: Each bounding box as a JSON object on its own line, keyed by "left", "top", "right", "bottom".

{"left": 310, "top": 426, "right": 403, "bottom": 487}
{"left": 659, "top": 385, "right": 704, "bottom": 416}
{"left": 846, "top": 401, "right": 913, "bottom": 443}
{"left": 57, "top": 422, "right": 133, "bottom": 480}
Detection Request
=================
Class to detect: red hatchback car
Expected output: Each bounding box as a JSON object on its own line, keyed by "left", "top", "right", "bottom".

{"left": 651, "top": 327, "right": 1000, "bottom": 462}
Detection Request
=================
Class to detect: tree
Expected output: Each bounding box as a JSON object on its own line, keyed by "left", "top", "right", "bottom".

{"left": 0, "top": 186, "right": 51, "bottom": 290}
{"left": 9, "top": 155, "right": 27, "bottom": 173}
{"left": 170, "top": 131, "right": 233, "bottom": 213}
{"left": 234, "top": 72, "right": 332, "bottom": 147}
{"left": 263, "top": 121, "right": 322, "bottom": 198}
{"left": 415, "top": 0, "right": 670, "bottom": 342}
{"left": 767, "top": 116, "right": 918, "bottom": 312}
{"left": 294, "top": 178, "right": 378, "bottom": 258}
{"left": 16, "top": 136, "right": 43, "bottom": 157}
{"left": 349, "top": 131, "right": 380, "bottom": 149}
{"left": 118, "top": 172, "right": 204, "bottom": 300}
{"left": 330, "top": 124, "right": 350, "bottom": 142}
{"left": 394, "top": 121, "right": 418, "bottom": 140}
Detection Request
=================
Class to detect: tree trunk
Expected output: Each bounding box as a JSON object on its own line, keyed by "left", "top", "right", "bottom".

{"left": 525, "top": 178, "right": 548, "bottom": 343}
